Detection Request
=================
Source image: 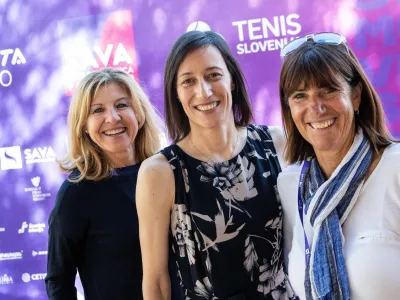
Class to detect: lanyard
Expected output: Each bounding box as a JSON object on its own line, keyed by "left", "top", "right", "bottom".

{"left": 298, "top": 157, "right": 312, "bottom": 265}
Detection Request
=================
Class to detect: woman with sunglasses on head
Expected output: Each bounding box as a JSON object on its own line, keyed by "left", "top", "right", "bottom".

{"left": 278, "top": 32, "right": 400, "bottom": 300}
{"left": 136, "top": 30, "right": 296, "bottom": 300}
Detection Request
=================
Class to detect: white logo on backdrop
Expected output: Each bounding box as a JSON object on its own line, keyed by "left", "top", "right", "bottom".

{"left": 0, "top": 48, "right": 26, "bottom": 87}
{"left": 18, "top": 222, "right": 46, "bottom": 234}
{"left": 18, "top": 222, "right": 28, "bottom": 234}
{"left": 31, "top": 176, "right": 40, "bottom": 187}
{"left": 21, "top": 273, "right": 47, "bottom": 283}
{"left": 0, "top": 251, "right": 23, "bottom": 261}
{"left": 24, "top": 146, "right": 56, "bottom": 164}
{"left": 24, "top": 176, "right": 51, "bottom": 202}
{"left": 0, "top": 146, "right": 23, "bottom": 170}
{"left": 186, "top": 21, "right": 211, "bottom": 32}
{"left": 21, "top": 273, "right": 30, "bottom": 283}
{"left": 232, "top": 13, "right": 302, "bottom": 55}
{"left": 0, "top": 274, "right": 14, "bottom": 285}
{"left": 32, "top": 250, "right": 48, "bottom": 257}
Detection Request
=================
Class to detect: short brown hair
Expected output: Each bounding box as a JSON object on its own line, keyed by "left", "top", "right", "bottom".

{"left": 164, "top": 31, "right": 253, "bottom": 143}
{"left": 60, "top": 68, "right": 165, "bottom": 182}
{"left": 279, "top": 41, "right": 396, "bottom": 164}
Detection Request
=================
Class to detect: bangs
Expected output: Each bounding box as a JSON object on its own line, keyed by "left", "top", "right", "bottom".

{"left": 281, "top": 44, "right": 353, "bottom": 101}
{"left": 90, "top": 76, "right": 130, "bottom": 103}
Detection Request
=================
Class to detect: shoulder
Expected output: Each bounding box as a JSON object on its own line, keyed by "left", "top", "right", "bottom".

{"left": 370, "top": 143, "right": 400, "bottom": 183}
{"left": 267, "top": 126, "right": 286, "bottom": 144}
{"left": 49, "top": 176, "right": 91, "bottom": 225}
{"left": 55, "top": 176, "right": 86, "bottom": 207}
{"left": 247, "top": 124, "right": 272, "bottom": 138}
{"left": 53, "top": 170, "right": 107, "bottom": 213}
{"left": 138, "top": 153, "right": 174, "bottom": 184}
{"left": 374, "top": 143, "right": 400, "bottom": 174}
{"left": 248, "top": 124, "right": 284, "bottom": 139}
{"left": 277, "top": 163, "right": 301, "bottom": 206}
{"left": 136, "top": 153, "right": 175, "bottom": 209}
{"left": 159, "top": 143, "right": 179, "bottom": 161}
{"left": 383, "top": 143, "right": 400, "bottom": 159}
{"left": 280, "top": 163, "right": 302, "bottom": 175}
{"left": 277, "top": 163, "right": 301, "bottom": 190}
{"left": 249, "top": 124, "right": 288, "bottom": 168}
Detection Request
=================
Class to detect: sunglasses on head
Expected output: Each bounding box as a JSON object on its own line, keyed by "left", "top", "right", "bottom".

{"left": 280, "top": 32, "right": 348, "bottom": 60}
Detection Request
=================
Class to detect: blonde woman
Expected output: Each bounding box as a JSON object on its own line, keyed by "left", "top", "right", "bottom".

{"left": 45, "top": 68, "right": 178, "bottom": 300}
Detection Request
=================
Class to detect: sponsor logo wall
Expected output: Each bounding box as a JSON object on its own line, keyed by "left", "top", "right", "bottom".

{"left": 0, "top": 0, "right": 399, "bottom": 299}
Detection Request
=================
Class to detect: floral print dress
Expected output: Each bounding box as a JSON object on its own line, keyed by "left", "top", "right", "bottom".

{"left": 161, "top": 125, "right": 296, "bottom": 300}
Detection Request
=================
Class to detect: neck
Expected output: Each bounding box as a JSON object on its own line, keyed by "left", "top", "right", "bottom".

{"left": 106, "top": 148, "right": 137, "bottom": 168}
{"left": 314, "top": 134, "right": 355, "bottom": 179}
{"left": 189, "top": 119, "right": 240, "bottom": 162}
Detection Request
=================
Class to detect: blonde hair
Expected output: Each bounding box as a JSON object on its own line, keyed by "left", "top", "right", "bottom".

{"left": 60, "top": 68, "right": 164, "bottom": 182}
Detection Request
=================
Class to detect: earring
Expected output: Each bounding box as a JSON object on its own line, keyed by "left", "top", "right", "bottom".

{"left": 355, "top": 110, "right": 360, "bottom": 115}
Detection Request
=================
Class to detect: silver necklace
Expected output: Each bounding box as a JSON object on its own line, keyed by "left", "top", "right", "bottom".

{"left": 189, "top": 129, "right": 240, "bottom": 164}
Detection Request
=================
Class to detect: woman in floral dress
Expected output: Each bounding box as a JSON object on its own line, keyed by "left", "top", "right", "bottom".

{"left": 136, "top": 31, "right": 295, "bottom": 300}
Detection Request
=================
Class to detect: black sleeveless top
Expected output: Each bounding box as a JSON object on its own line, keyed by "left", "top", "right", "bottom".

{"left": 161, "top": 125, "right": 296, "bottom": 300}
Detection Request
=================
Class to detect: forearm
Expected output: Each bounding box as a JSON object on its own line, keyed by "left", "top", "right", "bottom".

{"left": 46, "top": 213, "right": 81, "bottom": 300}
{"left": 143, "top": 276, "right": 171, "bottom": 300}
{"left": 45, "top": 275, "right": 78, "bottom": 300}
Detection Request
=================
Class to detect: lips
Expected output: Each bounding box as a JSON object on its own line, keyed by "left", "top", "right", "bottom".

{"left": 103, "top": 127, "right": 126, "bottom": 136}
{"left": 309, "top": 118, "right": 336, "bottom": 129}
{"left": 195, "top": 101, "right": 220, "bottom": 111}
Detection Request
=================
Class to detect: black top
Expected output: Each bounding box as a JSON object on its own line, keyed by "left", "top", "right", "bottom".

{"left": 45, "top": 164, "right": 184, "bottom": 300}
{"left": 161, "top": 125, "right": 296, "bottom": 300}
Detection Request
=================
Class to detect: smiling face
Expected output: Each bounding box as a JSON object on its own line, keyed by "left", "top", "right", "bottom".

{"left": 85, "top": 83, "right": 139, "bottom": 163}
{"left": 288, "top": 75, "right": 361, "bottom": 157}
{"left": 176, "top": 46, "right": 234, "bottom": 130}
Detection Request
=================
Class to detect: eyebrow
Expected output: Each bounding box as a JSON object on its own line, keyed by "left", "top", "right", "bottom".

{"left": 91, "top": 97, "right": 130, "bottom": 106}
{"left": 178, "top": 66, "right": 223, "bottom": 78}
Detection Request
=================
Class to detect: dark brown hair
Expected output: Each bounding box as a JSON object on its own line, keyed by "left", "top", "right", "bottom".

{"left": 279, "top": 41, "right": 396, "bottom": 164}
{"left": 164, "top": 31, "right": 253, "bottom": 143}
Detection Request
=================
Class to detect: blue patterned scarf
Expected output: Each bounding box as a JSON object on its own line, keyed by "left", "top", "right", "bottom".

{"left": 301, "top": 129, "right": 373, "bottom": 300}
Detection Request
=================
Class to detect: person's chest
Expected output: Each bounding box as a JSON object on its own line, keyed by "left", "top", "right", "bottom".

{"left": 288, "top": 177, "right": 400, "bottom": 299}
{"left": 83, "top": 178, "right": 140, "bottom": 256}
{"left": 184, "top": 154, "right": 282, "bottom": 241}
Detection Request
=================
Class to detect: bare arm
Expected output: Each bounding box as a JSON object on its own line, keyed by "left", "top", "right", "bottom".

{"left": 136, "top": 154, "right": 175, "bottom": 300}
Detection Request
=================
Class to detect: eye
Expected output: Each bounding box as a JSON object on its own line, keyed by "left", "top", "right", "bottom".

{"left": 92, "top": 107, "right": 104, "bottom": 114}
{"left": 181, "top": 78, "right": 195, "bottom": 86}
{"left": 292, "top": 93, "right": 306, "bottom": 100}
{"left": 324, "top": 87, "right": 337, "bottom": 94}
{"left": 116, "top": 102, "right": 129, "bottom": 109}
{"left": 207, "top": 73, "right": 222, "bottom": 80}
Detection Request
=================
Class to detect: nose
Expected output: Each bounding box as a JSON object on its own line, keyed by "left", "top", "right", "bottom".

{"left": 105, "top": 108, "right": 121, "bottom": 123}
{"left": 308, "top": 95, "right": 326, "bottom": 114}
{"left": 197, "top": 79, "right": 213, "bottom": 99}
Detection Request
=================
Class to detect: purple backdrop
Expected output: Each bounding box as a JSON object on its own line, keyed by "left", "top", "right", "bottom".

{"left": 0, "top": 0, "right": 399, "bottom": 299}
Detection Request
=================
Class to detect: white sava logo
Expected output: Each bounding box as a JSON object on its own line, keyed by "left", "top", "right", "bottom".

{"left": 24, "top": 146, "right": 56, "bottom": 164}
{"left": 66, "top": 43, "right": 133, "bottom": 68}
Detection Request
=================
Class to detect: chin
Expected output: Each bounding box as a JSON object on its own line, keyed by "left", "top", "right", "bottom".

{"left": 312, "top": 143, "right": 340, "bottom": 153}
